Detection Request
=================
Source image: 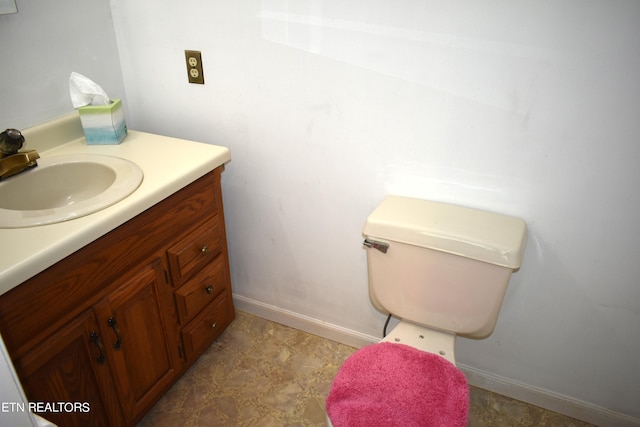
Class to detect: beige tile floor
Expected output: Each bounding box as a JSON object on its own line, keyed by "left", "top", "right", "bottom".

{"left": 138, "top": 311, "right": 596, "bottom": 427}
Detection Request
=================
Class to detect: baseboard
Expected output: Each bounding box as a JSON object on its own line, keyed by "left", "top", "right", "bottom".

{"left": 460, "top": 365, "right": 640, "bottom": 427}
{"left": 232, "top": 293, "right": 640, "bottom": 427}
{"left": 232, "top": 294, "right": 378, "bottom": 348}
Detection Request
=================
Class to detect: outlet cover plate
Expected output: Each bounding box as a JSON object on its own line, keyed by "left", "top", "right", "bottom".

{"left": 185, "top": 50, "right": 204, "bottom": 84}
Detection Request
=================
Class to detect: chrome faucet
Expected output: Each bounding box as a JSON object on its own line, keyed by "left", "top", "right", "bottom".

{"left": 0, "top": 128, "right": 40, "bottom": 180}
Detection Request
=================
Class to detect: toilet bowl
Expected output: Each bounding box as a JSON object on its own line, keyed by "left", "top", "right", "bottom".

{"left": 326, "top": 196, "right": 527, "bottom": 426}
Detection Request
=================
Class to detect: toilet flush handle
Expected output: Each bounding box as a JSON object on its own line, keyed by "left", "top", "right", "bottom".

{"left": 363, "top": 238, "right": 389, "bottom": 254}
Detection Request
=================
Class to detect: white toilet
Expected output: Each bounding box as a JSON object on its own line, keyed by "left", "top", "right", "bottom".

{"left": 326, "top": 196, "right": 527, "bottom": 427}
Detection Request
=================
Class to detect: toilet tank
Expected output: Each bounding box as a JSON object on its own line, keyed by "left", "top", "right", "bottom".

{"left": 363, "top": 196, "right": 527, "bottom": 339}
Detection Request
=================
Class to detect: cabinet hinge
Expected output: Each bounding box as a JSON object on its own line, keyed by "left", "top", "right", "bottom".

{"left": 163, "top": 269, "right": 169, "bottom": 284}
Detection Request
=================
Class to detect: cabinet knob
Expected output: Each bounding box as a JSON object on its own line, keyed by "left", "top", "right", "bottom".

{"left": 205, "top": 285, "right": 214, "bottom": 294}
{"left": 201, "top": 246, "right": 209, "bottom": 255}
{"left": 211, "top": 323, "right": 218, "bottom": 329}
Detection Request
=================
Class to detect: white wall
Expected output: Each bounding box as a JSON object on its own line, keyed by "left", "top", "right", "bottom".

{"left": 0, "top": 0, "right": 126, "bottom": 129}
{"left": 2, "top": 0, "right": 639, "bottom": 425}
{"left": 110, "top": 1, "right": 640, "bottom": 423}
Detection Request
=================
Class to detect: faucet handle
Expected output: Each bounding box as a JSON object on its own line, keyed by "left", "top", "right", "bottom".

{"left": 0, "top": 128, "right": 25, "bottom": 157}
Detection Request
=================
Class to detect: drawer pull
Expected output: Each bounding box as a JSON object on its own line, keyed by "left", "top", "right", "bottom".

{"left": 108, "top": 317, "right": 122, "bottom": 350}
{"left": 201, "top": 246, "right": 209, "bottom": 255}
{"left": 89, "top": 331, "right": 106, "bottom": 365}
{"left": 211, "top": 323, "right": 218, "bottom": 329}
{"left": 205, "top": 285, "right": 214, "bottom": 294}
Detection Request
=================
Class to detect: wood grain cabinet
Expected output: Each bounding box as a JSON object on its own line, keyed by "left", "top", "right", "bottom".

{"left": 93, "top": 258, "right": 182, "bottom": 424}
{"left": 0, "top": 167, "right": 234, "bottom": 426}
{"left": 16, "top": 309, "right": 125, "bottom": 427}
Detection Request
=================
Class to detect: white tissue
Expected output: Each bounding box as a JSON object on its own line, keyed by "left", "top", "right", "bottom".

{"left": 69, "top": 72, "right": 110, "bottom": 108}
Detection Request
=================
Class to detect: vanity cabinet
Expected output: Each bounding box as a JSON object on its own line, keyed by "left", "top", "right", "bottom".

{"left": 0, "top": 167, "right": 234, "bottom": 426}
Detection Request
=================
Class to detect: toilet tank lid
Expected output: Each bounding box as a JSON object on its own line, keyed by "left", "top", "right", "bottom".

{"left": 363, "top": 196, "right": 527, "bottom": 269}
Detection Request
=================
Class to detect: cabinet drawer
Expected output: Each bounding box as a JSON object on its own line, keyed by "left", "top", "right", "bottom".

{"left": 174, "top": 258, "right": 227, "bottom": 325}
{"left": 181, "top": 291, "right": 234, "bottom": 362}
{"left": 167, "top": 217, "right": 222, "bottom": 285}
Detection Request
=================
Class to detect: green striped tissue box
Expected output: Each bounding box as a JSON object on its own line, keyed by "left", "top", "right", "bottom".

{"left": 78, "top": 98, "right": 128, "bottom": 145}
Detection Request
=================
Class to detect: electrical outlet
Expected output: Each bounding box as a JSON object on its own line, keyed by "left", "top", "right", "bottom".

{"left": 185, "top": 50, "right": 204, "bottom": 84}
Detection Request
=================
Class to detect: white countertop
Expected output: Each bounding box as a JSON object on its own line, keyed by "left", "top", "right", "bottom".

{"left": 0, "top": 115, "right": 230, "bottom": 295}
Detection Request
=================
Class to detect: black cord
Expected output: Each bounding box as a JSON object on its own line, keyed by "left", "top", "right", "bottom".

{"left": 383, "top": 313, "right": 392, "bottom": 337}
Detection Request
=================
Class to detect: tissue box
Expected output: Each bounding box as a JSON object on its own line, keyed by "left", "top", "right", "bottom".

{"left": 78, "top": 99, "right": 128, "bottom": 145}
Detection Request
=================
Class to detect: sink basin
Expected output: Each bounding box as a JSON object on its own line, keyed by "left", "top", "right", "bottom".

{"left": 0, "top": 153, "right": 143, "bottom": 228}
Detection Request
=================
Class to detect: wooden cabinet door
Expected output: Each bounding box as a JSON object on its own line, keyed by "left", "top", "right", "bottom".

{"left": 94, "top": 257, "right": 182, "bottom": 425}
{"left": 15, "top": 310, "right": 124, "bottom": 427}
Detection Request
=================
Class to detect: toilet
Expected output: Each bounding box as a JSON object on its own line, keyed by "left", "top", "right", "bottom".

{"left": 326, "top": 196, "right": 527, "bottom": 427}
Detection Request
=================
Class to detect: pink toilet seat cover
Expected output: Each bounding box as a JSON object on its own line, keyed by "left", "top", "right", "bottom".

{"left": 326, "top": 342, "right": 469, "bottom": 427}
